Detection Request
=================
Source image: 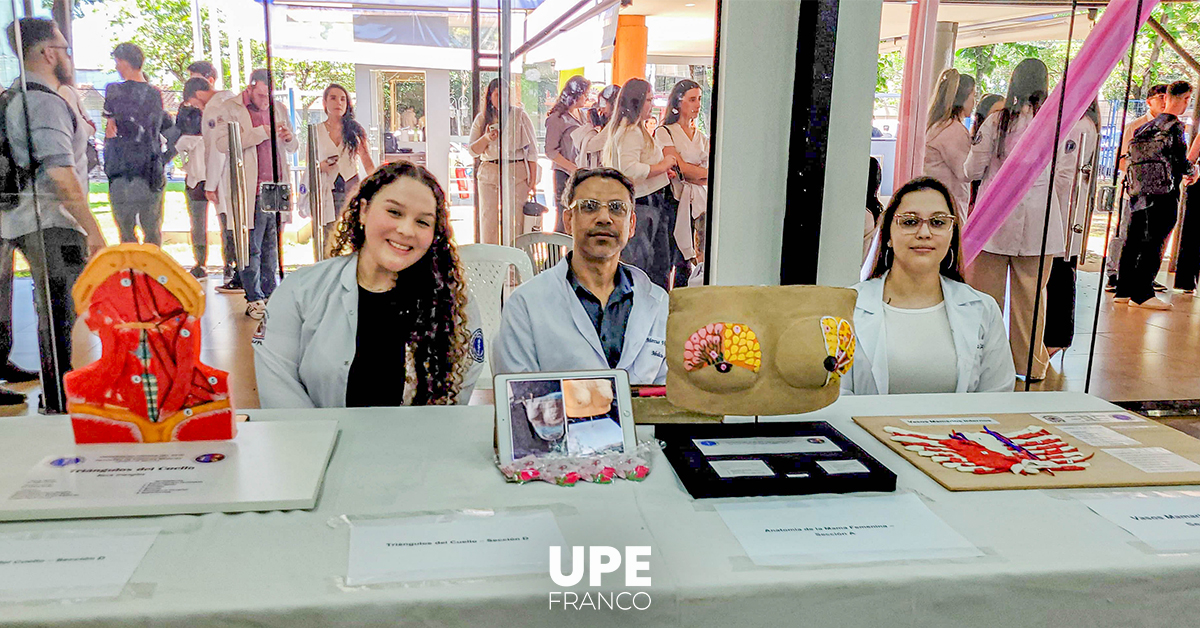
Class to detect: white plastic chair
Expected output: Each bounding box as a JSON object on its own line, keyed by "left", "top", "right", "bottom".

{"left": 457, "top": 244, "right": 535, "bottom": 390}
{"left": 515, "top": 231, "right": 573, "bottom": 275}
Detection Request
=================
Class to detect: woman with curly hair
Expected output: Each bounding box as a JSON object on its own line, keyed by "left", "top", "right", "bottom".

{"left": 253, "top": 161, "right": 486, "bottom": 407}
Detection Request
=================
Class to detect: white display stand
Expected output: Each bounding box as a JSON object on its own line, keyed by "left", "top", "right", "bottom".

{"left": 0, "top": 418, "right": 338, "bottom": 522}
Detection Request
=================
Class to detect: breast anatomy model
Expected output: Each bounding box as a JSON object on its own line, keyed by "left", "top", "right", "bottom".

{"left": 64, "top": 244, "right": 236, "bottom": 444}
{"left": 884, "top": 426, "right": 1092, "bottom": 475}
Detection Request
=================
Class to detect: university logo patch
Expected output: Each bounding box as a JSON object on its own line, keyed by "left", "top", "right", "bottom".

{"left": 470, "top": 328, "right": 485, "bottom": 363}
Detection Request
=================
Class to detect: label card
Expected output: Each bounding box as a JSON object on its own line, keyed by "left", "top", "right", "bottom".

{"left": 346, "top": 510, "right": 567, "bottom": 585}
{"left": 714, "top": 494, "right": 982, "bottom": 566}
{"left": 709, "top": 459, "right": 775, "bottom": 478}
{"left": 9, "top": 449, "right": 235, "bottom": 503}
{"left": 1103, "top": 447, "right": 1200, "bottom": 474}
{"left": 1056, "top": 425, "right": 1141, "bottom": 447}
{"left": 817, "top": 459, "right": 870, "bottom": 475}
{"left": 901, "top": 417, "right": 997, "bottom": 426}
{"left": 0, "top": 528, "right": 159, "bottom": 601}
{"left": 1033, "top": 412, "right": 1143, "bottom": 425}
{"left": 1082, "top": 497, "right": 1200, "bottom": 550}
{"left": 692, "top": 436, "right": 841, "bottom": 457}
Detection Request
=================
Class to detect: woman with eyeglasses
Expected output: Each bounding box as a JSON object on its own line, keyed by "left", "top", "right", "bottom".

{"left": 844, "top": 177, "right": 1015, "bottom": 395}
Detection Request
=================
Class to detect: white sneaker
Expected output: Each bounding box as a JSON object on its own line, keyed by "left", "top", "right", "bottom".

{"left": 1132, "top": 297, "right": 1172, "bottom": 310}
{"left": 246, "top": 300, "right": 267, "bottom": 320}
{"left": 1112, "top": 297, "right": 1130, "bottom": 304}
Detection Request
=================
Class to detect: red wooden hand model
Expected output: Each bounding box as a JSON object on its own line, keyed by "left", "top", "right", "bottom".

{"left": 64, "top": 244, "right": 236, "bottom": 443}
{"left": 885, "top": 425, "right": 1091, "bottom": 475}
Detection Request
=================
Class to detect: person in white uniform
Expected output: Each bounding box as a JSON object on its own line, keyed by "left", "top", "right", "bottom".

{"left": 493, "top": 167, "right": 668, "bottom": 385}
{"left": 923, "top": 69, "right": 975, "bottom": 213}
{"left": 655, "top": 79, "right": 709, "bottom": 285}
{"left": 300, "top": 83, "right": 375, "bottom": 260}
{"left": 964, "top": 58, "right": 1061, "bottom": 381}
{"left": 468, "top": 78, "right": 539, "bottom": 244}
{"left": 845, "top": 177, "right": 1015, "bottom": 395}
{"left": 253, "top": 161, "right": 485, "bottom": 407}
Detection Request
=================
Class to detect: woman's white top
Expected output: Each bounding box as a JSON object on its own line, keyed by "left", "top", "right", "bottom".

{"left": 572, "top": 125, "right": 607, "bottom": 169}
{"left": 603, "top": 124, "right": 669, "bottom": 199}
{"left": 467, "top": 109, "right": 537, "bottom": 162}
{"left": 301, "top": 121, "right": 366, "bottom": 225}
{"left": 965, "top": 109, "right": 1064, "bottom": 257}
{"left": 843, "top": 272, "right": 1015, "bottom": 395}
{"left": 923, "top": 118, "right": 971, "bottom": 212}
{"left": 655, "top": 123, "right": 709, "bottom": 258}
{"left": 883, "top": 301, "right": 959, "bottom": 394}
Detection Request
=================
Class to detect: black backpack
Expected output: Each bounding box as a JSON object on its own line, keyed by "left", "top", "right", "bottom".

{"left": 1126, "top": 118, "right": 1176, "bottom": 197}
{"left": 0, "top": 83, "right": 76, "bottom": 211}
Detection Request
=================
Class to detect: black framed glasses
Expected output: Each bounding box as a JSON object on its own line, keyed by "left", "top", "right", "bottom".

{"left": 569, "top": 199, "right": 632, "bottom": 217}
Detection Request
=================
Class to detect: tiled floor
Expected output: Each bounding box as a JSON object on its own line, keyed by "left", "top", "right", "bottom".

{"left": 3, "top": 263, "right": 1200, "bottom": 416}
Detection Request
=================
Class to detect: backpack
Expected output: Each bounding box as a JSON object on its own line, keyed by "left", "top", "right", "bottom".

{"left": 0, "top": 83, "right": 74, "bottom": 211}
{"left": 1126, "top": 118, "right": 1176, "bottom": 197}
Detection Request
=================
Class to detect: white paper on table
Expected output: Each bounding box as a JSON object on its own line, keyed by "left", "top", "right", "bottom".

{"left": 1102, "top": 447, "right": 1200, "bottom": 474}
{"left": 709, "top": 459, "right": 775, "bottom": 478}
{"left": 0, "top": 528, "right": 159, "bottom": 601}
{"left": 1056, "top": 425, "right": 1141, "bottom": 447}
{"left": 714, "top": 493, "right": 982, "bottom": 566}
{"left": 346, "top": 510, "right": 567, "bottom": 585}
{"left": 1081, "top": 497, "right": 1200, "bottom": 550}
{"left": 9, "top": 449, "right": 235, "bottom": 503}
{"left": 1032, "top": 412, "right": 1143, "bottom": 425}
{"left": 567, "top": 418, "right": 624, "bottom": 456}
{"left": 692, "top": 436, "right": 841, "bottom": 457}
{"left": 817, "top": 459, "right": 870, "bottom": 475}
{"left": 900, "top": 417, "right": 997, "bottom": 426}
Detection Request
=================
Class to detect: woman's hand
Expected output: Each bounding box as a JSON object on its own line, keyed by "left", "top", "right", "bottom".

{"left": 319, "top": 155, "right": 338, "bottom": 174}
{"left": 486, "top": 125, "right": 500, "bottom": 142}
{"left": 649, "top": 153, "right": 677, "bottom": 177}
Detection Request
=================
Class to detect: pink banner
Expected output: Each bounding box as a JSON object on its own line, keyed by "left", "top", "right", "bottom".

{"left": 961, "top": 0, "right": 1161, "bottom": 264}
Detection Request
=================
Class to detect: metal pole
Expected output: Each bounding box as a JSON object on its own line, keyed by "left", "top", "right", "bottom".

{"left": 227, "top": 122, "right": 250, "bottom": 273}
{"left": 307, "top": 123, "right": 325, "bottom": 262}
{"left": 499, "top": 0, "right": 513, "bottom": 247}
{"left": 471, "top": 0, "right": 482, "bottom": 243}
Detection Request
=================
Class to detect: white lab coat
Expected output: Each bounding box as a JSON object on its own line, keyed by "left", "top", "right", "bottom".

{"left": 842, "top": 273, "right": 1015, "bottom": 395}
{"left": 214, "top": 93, "right": 298, "bottom": 209}
{"left": 201, "top": 90, "right": 237, "bottom": 217}
{"left": 493, "top": 258, "right": 669, "bottom": 385}
{"left": 253, "top": 253, "right": 486, "bottom": 408}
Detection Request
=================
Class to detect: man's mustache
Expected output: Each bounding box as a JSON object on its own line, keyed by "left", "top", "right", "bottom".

{"left": 586, "top": 228, "right": 619, "bottom": 238}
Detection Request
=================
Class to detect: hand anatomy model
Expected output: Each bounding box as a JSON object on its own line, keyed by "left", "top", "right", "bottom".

{"left": 884, "top": 425, "right": 1092, "bottom": 475}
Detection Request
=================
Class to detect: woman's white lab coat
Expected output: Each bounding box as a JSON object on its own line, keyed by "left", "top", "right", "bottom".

{"left": 842, "top": 272, "right": 1015, "bottom": 395}
{"left": 965, "top": 109, "right": 1065, "bottom": 257}
{"left": 253, "top": 253, "right": 485, "bottom": 408}
{"left": 492, "top": 258, "right": 669, "bottom": 385}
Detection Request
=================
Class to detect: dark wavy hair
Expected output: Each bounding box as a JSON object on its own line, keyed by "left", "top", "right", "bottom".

{"left": 482, "top": 78, "right": 502, "bottom": 129}
{"left": 869, "top": 176, "right": 964, "bottom": 282}
{"left": 324, "top": 83, "right": 367, "bottom": 155}
{"left": 972, "top": 93, "right": 1003, "bottom": 141}
{"left": 661, "top": 79, "right": 701, "bottom": 128}
{"left": 330, "top": 161, "right": 471, "bottom": 405}
{"left": 550, "top": 75, "right": 591, "bottom": 117}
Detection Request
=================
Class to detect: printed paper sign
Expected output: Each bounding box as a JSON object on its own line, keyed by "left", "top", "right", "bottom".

{"left": 0, "top": 529, "right": 159, "bottom": 601}
{"left": 692, "top": 436, "right": 841, "bottom": 457}
{"left": 1033, "top": 412, "right": 1143, "bottom": 425}
{"left": 1056, "top": 425, "right": 1141, "bottom": 447}
{"left": 1082, "top": 497, "right": 1200, "bottom": 550}
{"left": 901, "top": 417, "right": 998, "bottom": 426}
{"left": 714, "top": 494, "right": 982, "bottom": 566}
{"left": 709, "top": 459, "right": 775, "bottom": 478}
{"left": 817, "top": 459, "right": 870, "bottom": 475}
{"left": 1102, "top": 447, "right": 1200, "bottom": 474}
{"left": 347, "top": 510, "right": 567, "bottom": 585}
{"left": 8, "top": 449, "right": 235, "bottom": 503}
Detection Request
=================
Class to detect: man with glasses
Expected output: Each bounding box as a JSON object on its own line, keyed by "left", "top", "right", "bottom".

{"left": 494, "top": 167, "right": 668, "bottom": 384}
{"left": 2, "top": 18, "right": 107, "bottom": 410}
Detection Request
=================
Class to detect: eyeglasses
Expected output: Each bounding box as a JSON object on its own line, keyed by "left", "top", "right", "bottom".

{"left": 893, "top": 212, "right": 956, "bottom": 234}
{"left": 569, "top": 199, "right": 632, "bottom": 217}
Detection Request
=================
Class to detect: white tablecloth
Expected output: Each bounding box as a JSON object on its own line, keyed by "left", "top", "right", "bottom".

{"left": 5, "top": 392, "right": 1200, "bottom": 627}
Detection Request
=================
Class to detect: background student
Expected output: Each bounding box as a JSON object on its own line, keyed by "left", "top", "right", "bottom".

{"left": 468, "top": 78, "right": 539, "bottom": 244}
{"left": 602, "top": 78, "right": 678, "bottom": 291}
{"left": 655, "top": 79, "right": 708, "bottom": 285}
{"left": 923, "top": 69, "right": 976, "bottom": 213}
{"left": 544, "top": 75, "right": 591, "bottom": 232}
{"left": 303, "top": 83, "right": 374, "bottom": 259}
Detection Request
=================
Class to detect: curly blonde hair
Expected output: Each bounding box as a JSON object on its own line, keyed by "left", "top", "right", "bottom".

{"left": 330, "top": 161, "right": 471, "bottom": 404}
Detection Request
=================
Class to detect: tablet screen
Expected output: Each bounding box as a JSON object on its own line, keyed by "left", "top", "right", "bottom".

{"left": 507, "top": 376, "right": 625, "bottom": 458}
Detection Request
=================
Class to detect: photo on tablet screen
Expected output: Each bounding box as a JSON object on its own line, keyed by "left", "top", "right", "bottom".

{"left": 507, "top": 376, "right": 624, "bottom": 458}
